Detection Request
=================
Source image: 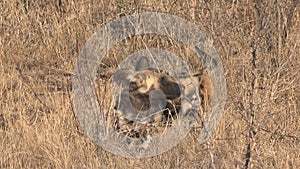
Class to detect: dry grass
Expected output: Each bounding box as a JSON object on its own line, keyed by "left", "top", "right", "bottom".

{"left": 1, "top": 0, "right": 299, "bottom": 168}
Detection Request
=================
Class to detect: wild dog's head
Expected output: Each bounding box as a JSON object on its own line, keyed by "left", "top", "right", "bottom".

{"left": 113, "top": 56, "right": 182, "bottom": 99}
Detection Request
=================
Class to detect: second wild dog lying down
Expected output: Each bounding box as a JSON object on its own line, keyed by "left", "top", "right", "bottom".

{"left": 112, "top": 56, "right": 212, "bottom": 137}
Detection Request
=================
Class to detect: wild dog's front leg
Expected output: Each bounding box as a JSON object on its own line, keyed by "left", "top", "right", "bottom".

{"left": 199, "top": 71, "right": 213, "bottom": 112}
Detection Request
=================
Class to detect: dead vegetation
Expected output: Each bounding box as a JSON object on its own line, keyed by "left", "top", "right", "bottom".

{"left": 1, "top": 0, "right": 299, "bottom": 168}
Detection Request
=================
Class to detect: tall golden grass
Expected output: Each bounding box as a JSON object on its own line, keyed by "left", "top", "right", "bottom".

{"left": 1, "top": 0, "right": 299, "bottom": 168}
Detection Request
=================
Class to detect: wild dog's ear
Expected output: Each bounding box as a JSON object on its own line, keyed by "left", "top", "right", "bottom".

{"left": 112, "top": 68, "right": 134, "bottom": 85}
{"left": 135, "top": 56, "right": 150, "bottom": 71}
